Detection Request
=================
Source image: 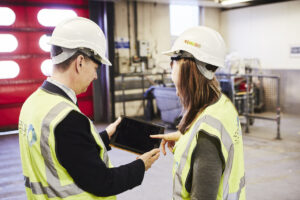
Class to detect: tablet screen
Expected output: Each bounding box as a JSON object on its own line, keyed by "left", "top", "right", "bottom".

{"left": 111, "top": 117, "right": 164, "bottom": 154}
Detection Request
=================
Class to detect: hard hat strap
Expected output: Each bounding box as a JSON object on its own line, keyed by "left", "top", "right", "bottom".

{"left": 51, "top": 47, "right": 77, "bottom": 65}
{"left": 77, "top": 48, "right": 102, "bottom": 66}
{"left": 171, "top": 50, "right": 194, "bottom": 61}
{"left": 195, "top": 60, "right": 214, "bottom": 80}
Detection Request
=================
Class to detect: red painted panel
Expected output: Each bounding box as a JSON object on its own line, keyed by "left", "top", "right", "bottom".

{"left": 0, "top": 0, "right": 91, "bottom": 130}
{"left": 78, "top": 98, "right": 94, "bottom": 120}
{"left": 0, "top": 32, "right": 51, "bottom": 55}
{"left": 0, "top": 107, "right": 22, "bottom": 129}
{"left": 0, "top": 5, "right": 88, "bottom": 29}
{"left": 5, "top": 0, "right": 88, "bottom": 6}
{"left": 0, "top": 58, "right": 49, "bottom": 81}
{"left": 10, "top": 32, "right": 49, "bottom": 54}
{"left": 0, "top": 82, "right": 42, "bottom": 104}
{"left": 78, "top": 83, "right": 94, "bottom": 118}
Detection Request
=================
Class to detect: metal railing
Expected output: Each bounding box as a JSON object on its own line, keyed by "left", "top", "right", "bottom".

{"left": 216, "top": 73, "right": 281, "bottom": 139}
{"left": 115, "top": 72, "right": 171, "bottom": 116}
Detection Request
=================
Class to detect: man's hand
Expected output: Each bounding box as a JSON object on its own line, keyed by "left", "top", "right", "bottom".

{"left": 137, "top": 148, "right": 160, "bottom": 171}
{"left": 105, "top": 117, "right": 122, "bottom": 139}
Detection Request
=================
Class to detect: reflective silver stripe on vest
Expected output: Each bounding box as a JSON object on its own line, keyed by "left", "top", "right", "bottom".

{"left": 39, "top": 102, "right": 83, "bottom": 198}
{"left": 26, "top": 102, "right": 109, "bottom": 198}
{"left": 92, "top": 124, "right": 109, "bottom": 166}
{"left": 227, "top": 175, "right": 246, "bottom": 200}
{"left": 173, "top": 115, "right": 235, "bottom": 200}
{"left": 25, "top": 175, "right": 82, "bottom": 198}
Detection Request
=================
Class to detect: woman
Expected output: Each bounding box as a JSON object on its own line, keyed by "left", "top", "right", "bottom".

{"left": 151, "top": 26, "right": 246, "bottom": 200}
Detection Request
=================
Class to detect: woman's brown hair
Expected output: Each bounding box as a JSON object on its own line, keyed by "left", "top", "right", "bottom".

{"left": 172, "top": 59, "right": 221, "bottom": 133}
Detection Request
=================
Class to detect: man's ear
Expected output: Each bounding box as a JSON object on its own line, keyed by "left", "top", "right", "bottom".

{"left": 75, "top": 55, "right": 84, "bottom": 74}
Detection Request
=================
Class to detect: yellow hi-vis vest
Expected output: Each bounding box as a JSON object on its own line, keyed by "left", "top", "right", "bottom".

{"left": 172, "top": 94, "right": 246, "bottom": 200}
{"left": 19, "top": 88, "right": 116, "bottom": 200}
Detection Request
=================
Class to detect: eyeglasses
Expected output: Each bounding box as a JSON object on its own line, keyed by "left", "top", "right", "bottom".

{"left": 171, "top": 55, "right": 195, "bottom": 62}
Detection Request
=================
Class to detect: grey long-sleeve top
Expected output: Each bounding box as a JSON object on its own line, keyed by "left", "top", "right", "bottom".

{"left": 185, "top": 131, "right": 225, "bottom": 200}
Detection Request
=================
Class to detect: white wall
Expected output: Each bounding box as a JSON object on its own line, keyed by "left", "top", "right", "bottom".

{"left": 200, "top": 7, "right": 221, "bottom": 33}
{"left": 137, "top": 2, "right": 171, "bottom": 70}
{"left": 114, "top": 1, "right": 133, "bottom": 73}
{"left": 220, "top": 0, "right": 300, "bottom": 69}
{"left": 114, "top": 1, "right": 171, "bottom": 116}
{"left": 114, "top": 1, "right": 171, "bottom": 71}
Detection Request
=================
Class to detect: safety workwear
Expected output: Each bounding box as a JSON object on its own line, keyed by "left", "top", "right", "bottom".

{"left": 172, "top": 94, "right": 245, "bottom": 200}
{"left": 19, "top": 88, "right": 116, "bottom": 200}
{"left": 49, "top": 17, "right": 111, "bottom": 66}
{"left": 163, "top": 26, "right": 226, "bottom": 70}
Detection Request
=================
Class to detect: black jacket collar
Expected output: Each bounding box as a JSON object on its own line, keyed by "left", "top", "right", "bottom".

{"left": 40, "top": 80, "right": 78, "bottom": 106}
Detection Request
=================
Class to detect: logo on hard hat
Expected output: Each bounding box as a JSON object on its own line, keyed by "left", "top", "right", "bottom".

{"left": 184, "top": 40, "right": 201, "bottom": 48}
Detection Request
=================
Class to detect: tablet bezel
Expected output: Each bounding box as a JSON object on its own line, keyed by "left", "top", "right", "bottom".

{"left": 111, "top": 116, "right": 164, "bottom": 154}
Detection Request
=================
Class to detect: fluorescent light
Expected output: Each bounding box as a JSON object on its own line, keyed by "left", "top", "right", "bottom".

{"left": 41, "top": 59, "right": 53, "bottom": 77}
{"left": 0, "top": 34, "right": 18, "bottom": 52}
{"left": 38, "top": 9, "right": 77, "bottom": 27}
{"left": 0, "top": 61, "right": 20, "bottom": 79}
{"left": 221, "top": 0, "right": 252, "bottom": 6}
{"left": 39, "top": 34, "right": 51, "bottom": 52}
{"left": 0, "top": 7, "right": 15, "bottom": 26}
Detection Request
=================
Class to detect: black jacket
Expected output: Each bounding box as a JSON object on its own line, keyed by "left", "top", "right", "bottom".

{"left": 41, "top": 81, "right": 145, "bottom": 197}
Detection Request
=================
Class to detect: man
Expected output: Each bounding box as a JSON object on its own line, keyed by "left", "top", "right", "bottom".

{"left": 19, "top": 17, "right": 160, "bottom": 200}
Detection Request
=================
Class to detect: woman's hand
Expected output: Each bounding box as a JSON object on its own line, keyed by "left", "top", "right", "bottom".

{"left": 150, "top": 131, "right": 182, "bottom": 155}
{"left": 105, "top": 117, "right": 122, "bottom": 139}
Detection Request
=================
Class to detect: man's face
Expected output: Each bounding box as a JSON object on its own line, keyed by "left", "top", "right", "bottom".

{"left": 79, "top": 57, "right": 98, "bottom": 93}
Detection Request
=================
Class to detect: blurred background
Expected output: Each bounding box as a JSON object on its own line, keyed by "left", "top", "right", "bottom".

{"left": 0, "top": 0, "right": 299, "bottom": 199}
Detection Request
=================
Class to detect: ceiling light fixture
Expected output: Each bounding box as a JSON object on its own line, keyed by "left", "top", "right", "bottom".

{"left": 221, "top": 0, "right": 252, "bottom": 5}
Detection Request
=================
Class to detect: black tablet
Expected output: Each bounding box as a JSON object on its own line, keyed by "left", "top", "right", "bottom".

{"left": 111, "top": 116, "right": 164, "bottom": 154}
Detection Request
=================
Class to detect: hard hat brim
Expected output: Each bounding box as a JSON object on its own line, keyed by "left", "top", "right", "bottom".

{"left": 162, "top": 48, "right": 225, "bottom": 68}
{"left": 161, "top": 49, "right": 179, "bottom": 56}
{"left": 101, "top": 57, "right": 112, "bottom": 66}
{"left": 48, "top": 41, "right": 112, "bottom": 66}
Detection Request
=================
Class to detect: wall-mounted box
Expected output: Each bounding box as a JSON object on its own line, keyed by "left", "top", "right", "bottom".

{"left": 290, "top": 45, "right": 300, "bottom": 58}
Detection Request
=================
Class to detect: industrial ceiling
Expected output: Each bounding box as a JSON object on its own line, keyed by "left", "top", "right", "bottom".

{"left": 103, "top": 0, "right": 294, "bottom": 9}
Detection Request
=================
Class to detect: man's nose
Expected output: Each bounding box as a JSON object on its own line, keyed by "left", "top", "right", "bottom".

{"left": 94, "top": 71, "right": 98, "bottom": 80}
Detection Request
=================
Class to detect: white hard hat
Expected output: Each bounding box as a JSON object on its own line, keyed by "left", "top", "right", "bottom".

{"left": 48, "top": 17, "right": 111, "bottom": 66}
{"left": 162, "top": 26, "right": 226, "bottom": 69}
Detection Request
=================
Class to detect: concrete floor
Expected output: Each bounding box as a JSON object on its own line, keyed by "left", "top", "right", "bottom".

{"left": 0, "top": 112, "right": 300, "bottom": 200}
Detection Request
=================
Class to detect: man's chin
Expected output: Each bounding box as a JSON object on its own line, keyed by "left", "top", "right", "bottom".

{"left": 78, "top": 88, "right": 88, "bottom": 95}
